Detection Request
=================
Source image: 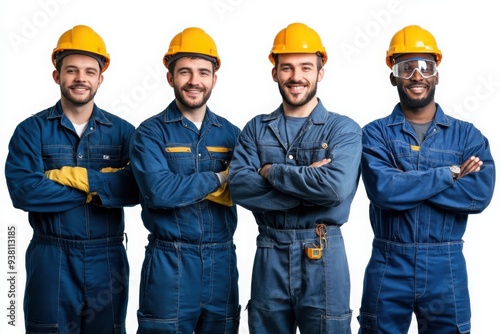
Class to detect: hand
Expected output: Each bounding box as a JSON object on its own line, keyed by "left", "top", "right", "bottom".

{"left": 258, "top": 164, "right": 272, "bottom": 179}
{"left": 86, "top": 192, "right": 97, "bottom": 204}
{"left": 309, "top": 158, "right": 331, "bottom": 168}
{"left": 45, "top": 166, "right": 89, "bottom": 192}
{"left": 216, "top": 168, "right": 229, "bottom": 185}
{"left": 457, "top": 156, "right": 483, "bottom": 179}
{"left": 206, "top": 167, "right": 232, "bottom": 206}
{"left": 45, "top": 166, "right": 96, "bottom": 204}
{"left": 100, "top": 166, "right": 125, "bottom": 173}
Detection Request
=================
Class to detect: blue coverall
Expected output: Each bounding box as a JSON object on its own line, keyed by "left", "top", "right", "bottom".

{"left": 229, "top": 99, "right": 362, "bottom": 334}
{"left": 5, "top": 101, "right": 139, "bottom": 333}
{"left": 130, "top": 101, "right": 241, "bottom": 333}
{"left": 357, "top": 103, "right": 495, "bottom": 333}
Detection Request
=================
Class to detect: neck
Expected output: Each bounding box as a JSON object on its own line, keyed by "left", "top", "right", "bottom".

{"left": 176, "top": 100, "right": 206, "bottom": 123}
{"left": 61, "top": 99, "right": 94, "bottom": 125}
{"left": 401, "top": 102, "right": 436, "bottom": 123}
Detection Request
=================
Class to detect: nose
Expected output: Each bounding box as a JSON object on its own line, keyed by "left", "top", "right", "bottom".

{"left": 187, "top": 72, "right": 200, "bottom": 85}
{"left": 74, "top": 69, "right": 86, "bottom": 82}
{"left": 409, "top": 68, "right": 424, "bottom": 81}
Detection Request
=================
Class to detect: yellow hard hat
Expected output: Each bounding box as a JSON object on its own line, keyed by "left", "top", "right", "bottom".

{"left": 163, "top": 27, "right": 221, "bottom": 71}
{"left": 386, "top": 25, "right": 442, "bottom": 68}
{"left": 52, "top": 25, "right": 110, "bottom": 72}
{"left": 269, "top": 22, "right": 328, "bottom": 66}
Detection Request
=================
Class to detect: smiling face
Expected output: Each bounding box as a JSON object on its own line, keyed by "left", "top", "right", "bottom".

{"left": 53, "top": 53, "right": 103, "bottom": 107}
{"left": 272, "top": 53, "right": 324, "bottom": 114}
{"left": 167, "top": 56, "right": 217, "bottom": 111}
{"left": 390, "top": 53, "right": 439, "bottom": 110}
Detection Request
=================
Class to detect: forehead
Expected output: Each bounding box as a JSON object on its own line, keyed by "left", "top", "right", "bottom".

{"left": 60, "top": 53, "right": 100, "bottom": 69}
{"left": 174, "top": 56, "right": 214, "bottom": 71}
{"left": 394, "top": 53, "right": 435, "bottom": 64}
{"left": 277, "top": 53, "right": 319, "bottom": 65}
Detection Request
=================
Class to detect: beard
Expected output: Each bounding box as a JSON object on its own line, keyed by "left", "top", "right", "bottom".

{"left": 60, "top": 85, "right": 97, "bottom": 106}
{"left": 397, "top": 84, "right": 436, "bottom": 109}
{"left": 174, "top": 84, "right": 212, "bottom": 110}
{"left": 278, "top": 80, "right": 318, "bottom": 108}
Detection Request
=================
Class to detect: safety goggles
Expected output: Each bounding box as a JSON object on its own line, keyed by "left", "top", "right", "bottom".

{"left": 392, "top": 58, "right": 437, "bottom": 79}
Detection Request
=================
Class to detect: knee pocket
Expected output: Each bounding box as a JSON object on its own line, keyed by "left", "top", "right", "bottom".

{"left": 357, "top": 312, "right": 377, "bottom": 330}
{"left": 26, "top": 322, "right": 58, "bottom": 334}
{"left": 457, "top": 321, "right": 471, "bottom": 333}
{"left": 322, "top": 311, "right": 352, "bottom": 333}
{"left": 137, "top": 317, "right": 178, "bottom": 333}
{"left": 113, "top": 321, "right": 126, "bottom": 334}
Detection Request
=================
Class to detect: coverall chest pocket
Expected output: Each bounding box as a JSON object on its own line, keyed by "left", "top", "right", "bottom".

{"left": 391, "top": 140, "right": 418, "bottom": 171}
{"left": 165, "top": 145, "right": 195, "bottom": 175}
{"left": 42, "top": 145, "right": 74, "bottom": 170}
{"left": 295, "top": 141, "right": 328, "bottom": 165}
{"left": 257, "top": 140, "right": 284, "bottom": 164}
{"left": 207, "top": 146, "right": 232, "bottom": 172}
{"left": 425, "top": 147, "right": 463, "bottom": 168}
{"left": 90, "top": 145, "right": 122, "bottom": 169}
{"left": 391, "top": 140, "right": 464, "bottom": 171}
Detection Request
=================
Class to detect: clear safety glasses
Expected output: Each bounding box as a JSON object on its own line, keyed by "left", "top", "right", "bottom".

{"left": 392, "top": 58, "right": 437, "bottom": 79}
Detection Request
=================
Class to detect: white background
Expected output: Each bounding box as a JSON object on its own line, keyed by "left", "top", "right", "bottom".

{"left": 1, "top": 0, "right": 499, "bottom": 333}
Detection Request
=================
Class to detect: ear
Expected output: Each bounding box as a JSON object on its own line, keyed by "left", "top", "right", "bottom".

{"left": 212, "top": 73, "right": 217, "bottom": 88}
{"left": 435, "top": 72, "right": 439, "bottom": 85}
{"left": 97, "top": 73, "right": 104, "bottom": 88}
{"left": 272, "top": 67, "right": 278, "bottom": 82}
{"left": 52, "top": 70, "right": 60, "bottom": 84}
{"left": 390, "top": 73, "right": 397, "bottom": 86}
{"left": 167, "top": 71, "right": 174, "bottom": 88}
{"left": 318, "top": 67, "right": 325, "bottom": 82}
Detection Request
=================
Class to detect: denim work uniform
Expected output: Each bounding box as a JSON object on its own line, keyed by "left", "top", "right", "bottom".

{"left": 5, "top": 101, "right": 139, "bottom": 334}
{"left": 130, "top": 101, "right": 241, "bottom": 333}
{"left": 229, "top": 99, "right": 362, "bottom": 334}
{"left": 357, "top": 104, "right": 495, "bottom": 333}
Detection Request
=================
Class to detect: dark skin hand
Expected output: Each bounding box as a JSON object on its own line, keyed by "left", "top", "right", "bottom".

{"left": 259, "top": 158, "right": 332, "bottom": 179}
{"left": 457, "top": 156, "right": 483, "bottom": 179}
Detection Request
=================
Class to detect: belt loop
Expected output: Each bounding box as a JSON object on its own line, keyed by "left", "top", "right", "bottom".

{"left": 124, "top": 232, "right": 128, "bottom": 251}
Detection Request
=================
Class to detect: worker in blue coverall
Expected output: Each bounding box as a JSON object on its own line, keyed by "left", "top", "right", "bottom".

{"left": 229, "top": 22, "right": 361, "bottom": 334}
{"left": 357, "top": 25, "right": 496, "bottom": 333}
{"left": 129, "top": 27, "right": 241, "bottom": 333}
{"left": 5, "top": 25, "right": 139, "bottom": 333}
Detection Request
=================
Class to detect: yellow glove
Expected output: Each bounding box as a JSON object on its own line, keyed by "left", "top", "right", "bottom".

{"left": 86, "top": 192, "right": 97, "bottom": 204}
{"left": 45, "top": 166, "right": 89, "bottom": 193}
{"left": 205, "top": 168, "right": 233, "bottom": 207}
{"left": 205, "top": 182, "right": 233, "bottom": 206}
{"left": 100, "top": 166, "right": 125, "bottom": 173}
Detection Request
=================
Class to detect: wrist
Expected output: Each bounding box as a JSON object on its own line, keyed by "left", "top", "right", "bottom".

{"left": 216, "top": 171, "right": 228, "bottom": 185}
{"left": 450, "top": 165, "right": 461, "bottom": 179}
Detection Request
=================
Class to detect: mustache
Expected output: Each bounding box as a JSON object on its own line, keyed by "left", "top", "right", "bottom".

{"left": 69, "top": 84, "right": 90, "bottom": 89}
{"left": 285, "top": 80, "right": 307, "bottom": 85}
{"left": 183, "top": 83, "right": 204, "bottom": 89}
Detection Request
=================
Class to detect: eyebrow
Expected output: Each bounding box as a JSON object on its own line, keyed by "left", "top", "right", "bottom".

{"left": 64, "top": 64, "right": 99, "bottom": 71}
{"left": 280, "top": 61, "right": 315, "bottom": 67}
{"left": 176, "top": 66, "right": 212, "bottom": 72}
